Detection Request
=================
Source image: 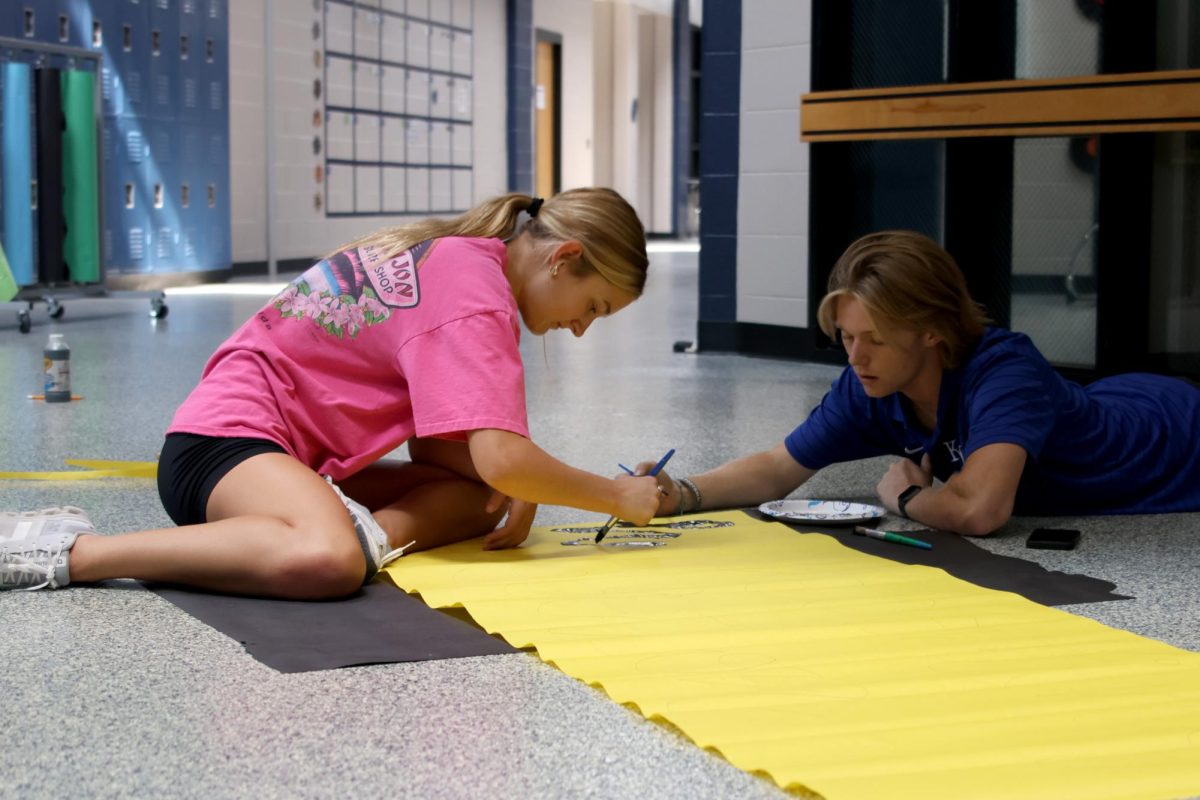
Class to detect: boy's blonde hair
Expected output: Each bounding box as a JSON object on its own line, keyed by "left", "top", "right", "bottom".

{"left": 816, "top": 230, "right": 989, "bottom": 368}
{"left": 334, "top": 188, "right": 649, "bottom": 296}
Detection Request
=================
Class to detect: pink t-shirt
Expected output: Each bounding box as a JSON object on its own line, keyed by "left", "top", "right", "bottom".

{"left": 168, "top": 237, "right": 529, "bottom": 479}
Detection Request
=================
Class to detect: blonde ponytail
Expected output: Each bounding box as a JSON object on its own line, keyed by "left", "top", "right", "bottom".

{"left": 333, "top": 188, "right": 649, "bottom": 297}
{"left": 329, "top": 193, "right": 536, "bottom": 259}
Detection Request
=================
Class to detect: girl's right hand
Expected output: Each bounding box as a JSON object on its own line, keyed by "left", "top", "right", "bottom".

{"left": 613, "top": 474, "right": 665, "bottom": 526}
{"left": 630, "top": 463, "right": 681, "bottom": 516}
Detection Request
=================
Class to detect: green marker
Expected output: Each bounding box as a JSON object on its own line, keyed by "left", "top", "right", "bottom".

{"left": 853, "top": 525, "right": 933, "bottom": 550}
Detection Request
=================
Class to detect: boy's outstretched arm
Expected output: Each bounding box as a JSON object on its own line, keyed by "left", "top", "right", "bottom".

{"left": 641, "top": 442, "right": 818, "bottom": 516}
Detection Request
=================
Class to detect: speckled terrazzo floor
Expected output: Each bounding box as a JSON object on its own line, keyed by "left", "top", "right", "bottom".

{"left": 2, "top": 245, "right": 1199, "bottom": 799}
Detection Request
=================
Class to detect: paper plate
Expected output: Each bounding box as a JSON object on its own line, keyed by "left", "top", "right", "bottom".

{"left": 758, "top": 499, "right": 886, "bottom": 525}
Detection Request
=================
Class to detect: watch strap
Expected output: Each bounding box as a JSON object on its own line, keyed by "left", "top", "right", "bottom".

{"left": 897, "top": 484, "right": 923, "bottom": 518}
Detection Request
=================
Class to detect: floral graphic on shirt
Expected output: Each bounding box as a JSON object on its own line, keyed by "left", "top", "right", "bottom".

{"left": 271, "top": 242, "right": 434, "bottom": 339}
{"left": 271, "top": 248, "right": 392, "bottom": 339}
{"left": 274, "top": 281, "right": 390, "bottom": 339}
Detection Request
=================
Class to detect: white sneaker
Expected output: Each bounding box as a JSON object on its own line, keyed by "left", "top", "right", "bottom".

{"left": 0, "top": 507, "right": 96, "bottom": 541}
{"left": 324, "top": 477, "right": 414, "bottom": 582}
{"left": 0, "top": 528, "right": 92, "bottom": 590}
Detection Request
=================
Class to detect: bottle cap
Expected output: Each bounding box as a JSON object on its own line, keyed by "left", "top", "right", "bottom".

{"left": 48, "top": 333, "right": 66, "bottom": 345}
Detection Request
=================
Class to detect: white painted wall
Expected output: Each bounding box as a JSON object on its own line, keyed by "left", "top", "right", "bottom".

{"left": 228, "top": 2, "right": 268, "bottom": 264}
{"left": 608, "top": 2, "right": 640, "bottom": 214}
{"left": 228, "top": 0, "right": 506, "bottom": 266}
{"left": 736, "top": 0, "right": 812, "bottom": 328}
{"left": 592, "top": 0, "right": 675, "bottom": 233}
{"left": 1011, "top": 3, "right": 1100, "bottom": 278}
{"left": 651, "top": 13, "right": 674, "bottom": 232}
{"left": 637, "top": 13, "right": 656, "bottom": 222}
{"left": 472, "top": 1, "right": 508, "bottom": 198}
{"left": 592, "top": 2, "right": 614, "bottom": 187}
{"left": 532, "top": 0, "right": 595, "bottom": 190}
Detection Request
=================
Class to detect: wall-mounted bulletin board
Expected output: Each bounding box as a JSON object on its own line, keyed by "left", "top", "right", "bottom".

{"left": 322, "top": 0, "right": 475, "bottom": 218}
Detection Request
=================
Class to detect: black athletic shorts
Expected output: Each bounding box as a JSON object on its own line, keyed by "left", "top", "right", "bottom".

{"left": 158, "top": 432, "right": 288, "bottom": 526}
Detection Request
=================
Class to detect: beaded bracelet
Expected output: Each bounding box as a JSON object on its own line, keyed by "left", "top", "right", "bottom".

{"left": 678, "top": 477, "right": 702, "bottom": 514}
{"left": 671, "top": 478, "right": 690, "bottom": 514}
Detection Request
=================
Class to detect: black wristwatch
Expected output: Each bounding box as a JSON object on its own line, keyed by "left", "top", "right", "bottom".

{"left": 897, "top": 484, "right": 923, "bottom": 518}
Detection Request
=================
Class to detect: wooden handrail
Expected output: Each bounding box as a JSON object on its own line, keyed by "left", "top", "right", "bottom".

{"left": 800, "top": 69, "right": 1200, "bottom": 141}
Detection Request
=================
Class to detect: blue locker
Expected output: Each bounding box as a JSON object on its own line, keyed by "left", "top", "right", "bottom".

{"left": 103, "top": 183, "right": 154, "bottom": 275}
{"left": 17, "top": 0, "right": 229, "bottom": 278}
{"left": 203, "top": 15, "right": 226, "bottom": 129}
{"left": 144, "top": 107, "right": 175, "bottom": 163}
{"left": 99, "top": 114, "right": 124, "bottom": 268}
{"left": 102, "top": 112, "right": 157, "bottom": 274}
{"left": 178, "top": 0, "right": 204, "bottom": 124}
{"left": 96, "top": 0, "right": 150, "bottom": 119}
{"left": 179, "top": 0, "right": 204, "bottom": 49}
{"left": 57, "top": 0, "right": 95, "bottom": 49}
{"left": 5, "top": 5, "right": 39, "bottom": 41}
{"left": 142, "top": 115, "right": 177, "bottom": 271}
{"left": 181, "top": 119, "right": 228, "bottom": 269}
{"left": 147, "top": 0, "right": 178, "bottom": 121}
{"left": 0, "top": 6, "right": 20, "bottom": 39}
{"left": 202, "top": 0, "right": 223, "bottom": 42}
{"left": 3, "top": 2, "right": 93, "bottom": 49}
{"left": 173, "top": 128, "right": 198, "bottom": 263}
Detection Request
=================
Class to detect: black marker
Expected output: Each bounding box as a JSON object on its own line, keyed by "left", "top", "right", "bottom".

{"left": 595, "top": 448, "right": 675, "bottom": 543}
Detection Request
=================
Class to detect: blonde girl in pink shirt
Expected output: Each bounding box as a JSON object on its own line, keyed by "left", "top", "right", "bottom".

{"left": 1, "top": 189, "right": 662, "bottom": 598}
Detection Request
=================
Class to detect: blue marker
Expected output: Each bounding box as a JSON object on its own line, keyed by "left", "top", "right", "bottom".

{"left": 596, "top": 449, "right": 675, "bottom": 543}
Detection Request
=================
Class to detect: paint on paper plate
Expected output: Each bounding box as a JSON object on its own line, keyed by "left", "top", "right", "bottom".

{"left": 758, "top": 500, "right": 886, "bottom": 525}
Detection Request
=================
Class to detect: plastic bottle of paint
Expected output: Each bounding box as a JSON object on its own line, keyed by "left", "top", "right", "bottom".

{"left": 43, "top": 333, "right": 71, "bottom": 403}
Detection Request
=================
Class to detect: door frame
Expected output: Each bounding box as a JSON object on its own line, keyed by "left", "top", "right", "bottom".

{"left": 534, "top": 29, "right": 562, "bottom": 198}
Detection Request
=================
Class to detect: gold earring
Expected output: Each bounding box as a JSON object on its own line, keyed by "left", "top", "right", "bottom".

{"left": 551, "top": 262, "right": 560, "bottom": 277}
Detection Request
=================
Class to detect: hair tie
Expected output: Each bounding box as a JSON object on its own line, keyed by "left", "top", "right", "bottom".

{"left": 527, "top": 197, "right": 544, "bottom": 217}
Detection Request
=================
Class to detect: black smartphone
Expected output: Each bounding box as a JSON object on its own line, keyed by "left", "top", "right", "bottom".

{"left": 1026, "top": 528, "right": 1081, "bottom": 550}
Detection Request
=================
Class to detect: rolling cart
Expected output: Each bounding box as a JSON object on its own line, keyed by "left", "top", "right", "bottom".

{"left": 2, "top": 34, "right": 169, "bottom": 334}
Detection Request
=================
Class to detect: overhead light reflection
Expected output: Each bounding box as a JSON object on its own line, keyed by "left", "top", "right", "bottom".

{"left": 165, "top": 282, "right": 287, "bottom": 297}
{"left": 647, "top": 241, "right": 700, "bottom": 254}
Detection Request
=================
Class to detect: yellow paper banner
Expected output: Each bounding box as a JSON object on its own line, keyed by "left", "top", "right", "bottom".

{"left": 382, "top": 511, "right": 1200, "bottom": 800}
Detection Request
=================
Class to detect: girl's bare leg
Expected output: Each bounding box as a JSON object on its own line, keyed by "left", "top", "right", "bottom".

{"left": 68, "top": 453, "right": 364, "bottom": 598}
{"left": 373, "top": 478, "right": 505, "bottom": 552}
{"left": 337, "top": 439, "right": 508, "bottom": 552}
{"left": 66, "top": 440, "right": 509, "bottom": 598}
